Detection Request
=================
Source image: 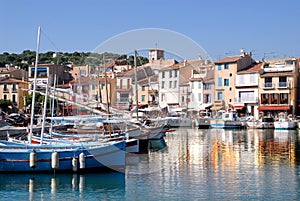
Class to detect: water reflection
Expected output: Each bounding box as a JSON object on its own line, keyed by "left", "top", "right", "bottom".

{"left": 124, "top": 128, "right": 300, "bottom": 200}
{"left": 0, "top": 173, "right": 125, "bottom": 200}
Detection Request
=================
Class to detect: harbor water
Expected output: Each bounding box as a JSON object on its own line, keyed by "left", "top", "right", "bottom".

{"left": 2, "top": 128, "right": 300, "bottom": 200}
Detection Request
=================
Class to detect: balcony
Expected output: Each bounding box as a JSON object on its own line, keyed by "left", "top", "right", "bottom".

{"left": 116, "top": 98, "right": 129, "bottom": 103}
{"left": 277, "top": 82, "right": 289, "bottom": 89}
{"left": 262, "top": 82, "right": 275, "bottom": 89}
{"left": 235, "top": 97, "right": 259, "bottom": 104}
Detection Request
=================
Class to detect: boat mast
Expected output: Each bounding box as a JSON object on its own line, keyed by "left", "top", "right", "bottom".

{"left": 28, "top": 26, "right": 41, "bottom": 143}
{"left": 134, "top": 50, "right": 138, "bottom": 121}
{"left": 40, "top": 77, "right": 49, "bottom": 144}
{"left": 104, "top": 54, "right": 111, "bottom": 137}
{"left": 49, "top": 74, "right": 57, "bottom": 137}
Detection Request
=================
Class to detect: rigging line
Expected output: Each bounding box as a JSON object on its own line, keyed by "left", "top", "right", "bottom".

{"left": 40, "top": 29, "right": 61, "bottom": 52}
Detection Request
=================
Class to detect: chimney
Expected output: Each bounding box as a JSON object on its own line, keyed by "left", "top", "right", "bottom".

{"left": 240, "top": 48, "right": 245, "bottom": 57}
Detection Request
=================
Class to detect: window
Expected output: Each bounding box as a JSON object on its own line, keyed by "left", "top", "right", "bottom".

{"left": 198, "top": 93, "right": 201, "bottom": 102}
{"left": 271, "top": 93, "right": 278, "bottom": 104}
{"left": 261, "top": 94, "right": 268, "bottom": 104}
{"left": 191, "top": 82, "right": 194, "bottom": 89}
{"left": 12, "top": 84, "right": 17, "bottom": 92}
{"left": 101, "top": 83, "right": 105, "bottom": 89}
{"left": 169, "top": 81, "right": 172, "bottom": 88}
{"left": 230, "top": 73, "right": 232, "bottom": 77}
{"left": 224, "top": 79, "right": 229, "bottom": 86}
{"left": 3, "top": 84, "right": 7, "bottom": 92}
{"left": 169, "top": 70, "right": 172, "bottom": 78}
{"left": 238, "top": 75, "right": 245, "bottom": 85}
{"left": 217, "top": 92, "right": 223, "bottom": 100}
{"left": 181, "top": 96, "right": 185, "bottom": 103}
{"left": 161, "top": 93, "right": 165, "bottom": 102}
{"left": 279, "top": 77, "right": 287, "bottom": 87}
{"left": 161, "top": 81, "right": 165, "bottom": 89}
{"left": 12, "top": 94, "right": 16, "bottom": 103}
{"left": 218, "top": 77, "right": 222, "bottom": 87}
{"left": 250, "top": 74, "right": 256, "bottom": 83}
{"left": 229, "top": 87, "right": 232, "bottom": 91}
{"left": 142, "top": 86, "right": 145, "bottom": 91}
{"left": 264, "top": 77, "right": 272, "bottom": 88}
{"left": 174, "top": 81, "right": 177, "bottom": 88}
{"left": 174, "top": 70, "right": 178, "bottom": 77}
{"left": 225, "top": 64, "right": 229, "bottom": 70}
{"left": 79, "top": 70, "right": 86, "bottom": 75}
{"left": 198, "top": 81, "right": 201, "bottom": 89}
{"left": 203, "top": 94, "right": 211, "bottom": 103}
{"left": 141, "top": 95, "right": 145, "bottom": 102}
{"left": 280, "top": 93, "right": 288, "bottom": 104}
{"left": 218, "top": 64, "right": 222, "bottom": 71}
{"left": 162, "top": 71, "right": 165, "bottom": 78}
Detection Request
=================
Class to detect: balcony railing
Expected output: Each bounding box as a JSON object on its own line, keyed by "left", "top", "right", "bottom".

{"left": 116, "top": 98, "right": 129, "bottom": 103}
{"left": 235, "top": 97, "right": 259, "bottom": 103}
{"left": 262, "top": 82, "right": 275, "bottom": 89}
{"left": 277, "top": 82, "right": 288, "bottom": 88}
{"left": 116, "top": 86, "right": 130, "bottom": 90}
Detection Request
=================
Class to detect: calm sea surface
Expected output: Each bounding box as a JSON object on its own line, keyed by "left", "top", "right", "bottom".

{"left": 1, "top": 128, "right": 300, "bottom": 200}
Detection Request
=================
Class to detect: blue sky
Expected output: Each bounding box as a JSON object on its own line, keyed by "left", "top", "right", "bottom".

{"left": 1, "top": 0, "right": 300, "bottom": 61}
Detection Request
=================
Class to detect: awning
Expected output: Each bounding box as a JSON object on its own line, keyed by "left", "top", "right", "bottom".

{"left": 211, "top": 105, "right": 224, "bottom": 111}
{"left": 234, "top": 106, "right": 244, "bottom": 110}
{"left": 257, "top": 105, "right": 291, "bottom": 111}
{"left": 199, "top": 103, "right": 213, "bottom": 110}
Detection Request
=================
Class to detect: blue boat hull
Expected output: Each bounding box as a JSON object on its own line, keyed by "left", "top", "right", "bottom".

{"left": 0, "top": 141, "right": 126, "bottom": 172}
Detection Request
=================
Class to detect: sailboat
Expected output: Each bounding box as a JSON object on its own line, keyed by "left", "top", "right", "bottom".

{"left": 128, "top": 50, "right": 168, "bottom": 140}
{"left": 0, "top": 27, "right": 126, "bottom": 172}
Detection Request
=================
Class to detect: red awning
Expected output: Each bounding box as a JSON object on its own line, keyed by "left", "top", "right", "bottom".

{"left": 257, "top": 105, "right": 290, "bottom": 111}
{"left": 234, "top": 106, "right": 244, "bottom": 110}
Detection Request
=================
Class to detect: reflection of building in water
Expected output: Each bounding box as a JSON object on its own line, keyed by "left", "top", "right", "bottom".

{"left": 209, "top": 130, "right": 238, "bottom": 170}
{"left": 256, "top": 130, "right": 295, "bottom": 166}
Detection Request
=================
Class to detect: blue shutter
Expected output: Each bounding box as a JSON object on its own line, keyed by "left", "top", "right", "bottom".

{"left": 218, "top": 77, "right": 222, "bottom": 86}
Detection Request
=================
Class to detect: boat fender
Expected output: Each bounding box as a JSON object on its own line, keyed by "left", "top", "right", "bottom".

{"left": 51, "top": 152, "right": 59, "bottom": 169}
{"left": 29, "top": 150, "right": 37, "bottom": 169}
{"left": 79, "top": 153, "right": 85, "bottom": 169}
{"left": 72, "top": 157, "right": 78, "bottom": 172}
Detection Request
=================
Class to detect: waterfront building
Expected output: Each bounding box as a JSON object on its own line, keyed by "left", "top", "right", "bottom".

{"left": 130, "top": 66, "right": 156, "bottom": 108}
{"left": 188, "top": 61, "right": 214, "bottom": 111}
{"left": 115, "top": 69, "right": 133, "bottom": 110}
{"left": 213, "top": 50, "right": 256, "bottom": 112}
{"left": 0, "top": 77, "right": 28, "bottom": 110}
{"left": 69, "top": 76, "right": 116, "bottom": 114}
{"left": 158, "top": 60, "right": 204, "bottom": 110}
{"left": 258, "top": 58, "right": 299, "bottom": 116}
{"left": 235, "top": 62, "right": 263, "bottom": 119}
{"left": 28, "top": 63, "right": 72, "bottom": 91}
{"left": 202, "top": 69, "right": 215, "bottom": 111}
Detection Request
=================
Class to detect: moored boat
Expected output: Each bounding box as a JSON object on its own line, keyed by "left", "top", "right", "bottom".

{"left": 274, "top": 113, "right": 296, "bottom": 130}
{"left": 247, "top": 117, "right": 275, "bottom": 129}
{"left": 210, "top": 110, "right": 244, "bottom": 129}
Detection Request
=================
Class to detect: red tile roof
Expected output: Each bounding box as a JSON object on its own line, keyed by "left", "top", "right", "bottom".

{"left": 0, "top": 77, "right": 25, "bottom": 83}
{"left": 214, "top": 56, "right": 241, "bottom": 64}
{"left": 237, "top": 62, "right": 263, "bottom": 74}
